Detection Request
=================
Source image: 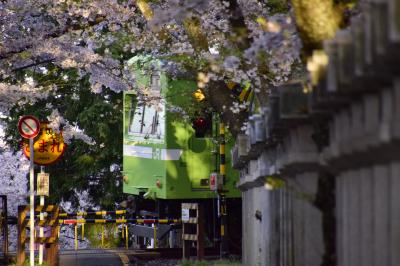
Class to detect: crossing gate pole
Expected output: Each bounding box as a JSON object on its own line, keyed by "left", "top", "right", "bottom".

{"left": 153, "top": 223, "right": 157, "bottom": 248}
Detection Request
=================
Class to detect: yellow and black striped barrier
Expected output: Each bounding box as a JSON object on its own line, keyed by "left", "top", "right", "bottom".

{"left": 17, "top": 205, "right": 60, "bottom": 266}
{"left": 63, "top": 218, "right": 180, "bottom": 250}
{"left": 58, "top": 210, "right": 127, "bottom": 218}
{"left": 59, "top": 218, "right": 180, "bottom": 225}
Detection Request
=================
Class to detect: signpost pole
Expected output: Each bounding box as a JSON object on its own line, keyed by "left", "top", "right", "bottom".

{"left": 39, "top": 166, "right": 44, "bottom": 265}
{"left": 29, "top": 138, "right": 35, "bottom": 266}
{"left": 18, "top": 115, "right": 40, "bottom": 266}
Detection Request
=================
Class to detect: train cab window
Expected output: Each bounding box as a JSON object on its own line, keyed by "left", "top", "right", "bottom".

{"left": 150, "top": 72, "right": 161, "bottom": 91}
{"left": 129, "top": 101, "right": 165, "bottom": 140}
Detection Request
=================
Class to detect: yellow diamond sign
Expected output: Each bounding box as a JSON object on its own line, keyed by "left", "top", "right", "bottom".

{"left": 23, "top": 122, "right": 66, "bottom": 166}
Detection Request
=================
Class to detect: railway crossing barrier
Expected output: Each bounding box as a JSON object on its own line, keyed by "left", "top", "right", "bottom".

{"left": 60, "top": 218, "right": 180, "bottom": 249}
{"left": 182, "top": 203, "right": 204, "bottom": 259}
{"left": 17, "top": 205, "right": 60, "bottom": 266}
{"left": 16, "top": 204, "right": 182, "bottom": 263}
{"left": 59, "top": 218, "right": 180, "bottom": 224}
{"left": 58, "top": 210, "right": 127, "bottom": 217}
{"left": 58, "top": 208, "right": 181, "bottom": 250}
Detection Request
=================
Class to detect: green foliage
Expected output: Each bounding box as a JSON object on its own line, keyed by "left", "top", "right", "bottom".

{"left": 2, "top": 64, "right": 124, "bottom": 209}
{"left": 85, "top": 224, "right": 121, "bottom": 248}
{"left": 266, "top": 0, "right": 289, "bottom": 14}
{"left": 8, "top": 257, "right": 51, "bottom": 266}
{"left": 264, "top": 176, "right": 286, "bottom": 190}
{"left": 180, "top": 260, "right": 209, "bottom": 266}
{"left": 95, "top": 31, "right": 136, "bottom": 60}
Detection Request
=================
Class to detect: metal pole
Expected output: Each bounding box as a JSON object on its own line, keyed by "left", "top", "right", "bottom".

{"left": 4, "top": 196, "right": 8, "bottom": 260}
{"left": 1, "top": 196, "right": 8, "bottom": 263}
{"left": 125, "top": 225, "right": 128, "bottom": 249}
{"left": 29, "top": 138, "right": 34, "bottom": 266}
{"left": 74, "top": 225, "right": 78, "bottom": 251}
{"left": 219, "top": 122, "right": 228, "bottom": 258}
{"left": 39, "top": 166, "right": 44, "bottom": 264}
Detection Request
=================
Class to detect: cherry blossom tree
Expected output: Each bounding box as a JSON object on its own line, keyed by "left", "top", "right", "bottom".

{"left": 0, "top": 1, "right": 297, "bottom": 131}
{"left": 0, "top": 121, "right": 28, "bottom": 250}
{"left": 0, "top": 0, "right": 354, "bottom": 211}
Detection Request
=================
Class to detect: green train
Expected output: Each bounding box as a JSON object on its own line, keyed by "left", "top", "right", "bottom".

{"left": 122, "top": 56, "right": 242, "bottom": 252}
{"left": 122, "top": 56, "right": 240, "bottom": 200}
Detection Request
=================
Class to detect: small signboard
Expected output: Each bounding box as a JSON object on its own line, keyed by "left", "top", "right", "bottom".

{"left": 18, "top": 115, "right": 40, "bottom": 139}
{"left": 210, "top": 172, "right": 218, "bottom": 191}
{"left": 23, "top": 122, "right": 66, "bottom": 165}
{"left": 37, "top": 173, "right": 49, "bottom": 196}
{"left": 182, "top": 208, "right": 190, "bottom": 222}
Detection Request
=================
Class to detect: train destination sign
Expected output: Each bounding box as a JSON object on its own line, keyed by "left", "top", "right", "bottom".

{"left": 18, "top": 115, "right": 40, "bottom": 139}
{"left": 23, "top": 122, "right": 66, "bottom": 165}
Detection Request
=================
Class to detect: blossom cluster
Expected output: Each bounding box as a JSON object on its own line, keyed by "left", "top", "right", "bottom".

{"left": 0, "top": 122, "right": 29, "bottom": 250}
{"left": 47, "top": 109, "right": 95, "bottom": 145}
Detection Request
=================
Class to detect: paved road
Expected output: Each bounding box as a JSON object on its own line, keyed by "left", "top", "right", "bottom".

{"left": 60, "top": 249, "right": 125, "bottom": 266}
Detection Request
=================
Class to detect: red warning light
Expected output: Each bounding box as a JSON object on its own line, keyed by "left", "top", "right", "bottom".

{"left": 192, "top": 117, "right": 208, "bottom": 138}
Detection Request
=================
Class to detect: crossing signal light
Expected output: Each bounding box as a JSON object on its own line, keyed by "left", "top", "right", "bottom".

{"left": 192, "top": 117, "right": 210, "bottom": 138}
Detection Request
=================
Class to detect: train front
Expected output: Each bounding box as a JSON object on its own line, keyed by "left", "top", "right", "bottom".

{"left": 122, "top": 56, "right": 240, "bottom": 200}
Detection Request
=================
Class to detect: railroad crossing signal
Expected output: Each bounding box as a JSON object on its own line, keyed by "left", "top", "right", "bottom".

{"left": 18, "top": 115, "right": 40, "bottom": 139}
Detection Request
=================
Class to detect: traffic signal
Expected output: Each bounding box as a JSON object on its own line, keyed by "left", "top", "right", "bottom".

{"left": 192, "top": 117, "right": 210, "bottom": 138}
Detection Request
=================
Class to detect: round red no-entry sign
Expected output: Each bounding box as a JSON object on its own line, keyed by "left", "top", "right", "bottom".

{"left": 18, "top": 115, "right": 40, "bottom": 139}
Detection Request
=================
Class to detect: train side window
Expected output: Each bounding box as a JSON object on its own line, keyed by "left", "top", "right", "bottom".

{"left": 129, "top": 104, "right": 145, "bottom": 134}
{"left": 129, "top": 100, "right": 165, "bottom": 140}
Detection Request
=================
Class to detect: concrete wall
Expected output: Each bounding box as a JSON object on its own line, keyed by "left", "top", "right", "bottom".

{"left": 235, "top": 1, "right": 400, "bottom": 265}
{"left": 237, "top": 124, "right": 325, "bottom": 266}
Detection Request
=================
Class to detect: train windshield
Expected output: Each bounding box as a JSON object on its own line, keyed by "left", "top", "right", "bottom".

{"left": 128, "top": 101, "right": 165, "bottom": 141}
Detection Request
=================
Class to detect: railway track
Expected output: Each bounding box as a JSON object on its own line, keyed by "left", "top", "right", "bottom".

{"left": 59, "top": 248, "right": 221, "bottom": 266}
